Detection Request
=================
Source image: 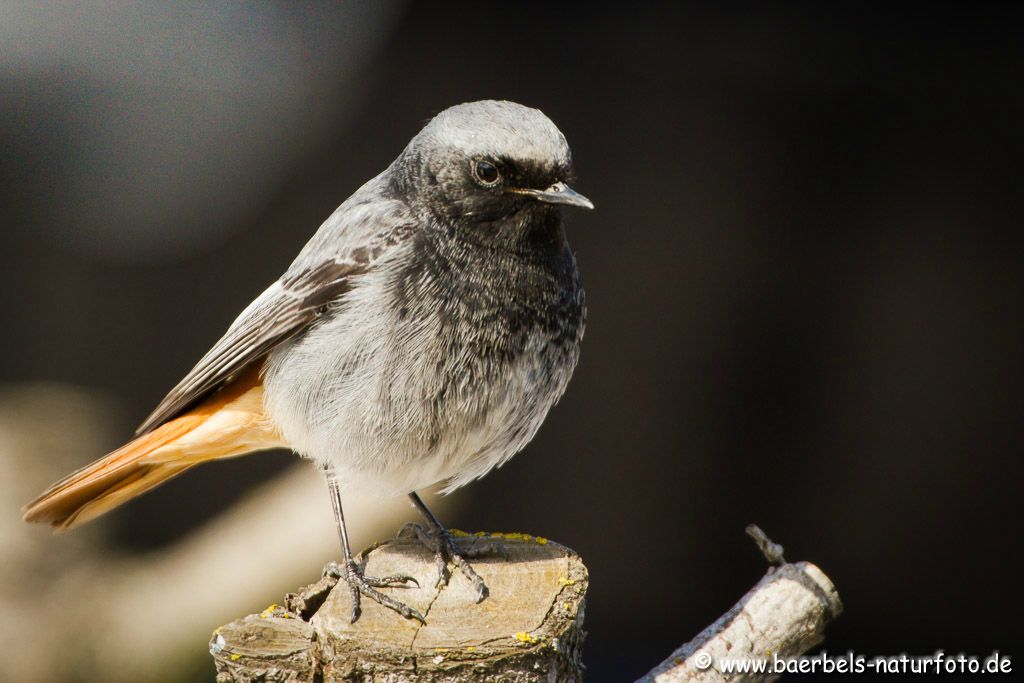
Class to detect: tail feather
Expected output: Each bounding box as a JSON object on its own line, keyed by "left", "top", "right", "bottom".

{"left": 22, "top": 369, "right": 282, "bottom": 530}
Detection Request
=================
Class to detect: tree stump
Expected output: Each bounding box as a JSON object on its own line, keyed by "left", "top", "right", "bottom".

{"left": 211, "top": 533, "right": 588, "bottom": 682}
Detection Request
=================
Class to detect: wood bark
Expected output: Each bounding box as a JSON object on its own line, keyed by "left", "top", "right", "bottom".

{"left": 636, "top": 526, "right": 843, "bottom": 683}
{"left": 211, "top": 534, "right": 588, "bottom": 682}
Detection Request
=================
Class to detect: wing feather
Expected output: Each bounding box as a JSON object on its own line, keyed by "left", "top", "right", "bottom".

{"left": 134, "top": 260, "right": 364, "bottom": 435}
{"left": 134, "top": 194, "right": 417, "bottom": 435}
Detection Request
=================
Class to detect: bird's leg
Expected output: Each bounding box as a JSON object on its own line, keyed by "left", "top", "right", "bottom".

{"left": 323, "top": 469, "right": 424, "bottom": 624}
{"left": 401, "top": 492, "right": 499, "bottom": 603}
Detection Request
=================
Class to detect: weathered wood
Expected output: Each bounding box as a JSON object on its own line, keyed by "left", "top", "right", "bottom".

{"left": 637, "top": 527, "right": 842, "bottom": 683}
{"left": 211, "top": 614, "right": 317, "bottom": 683}
{"left": 212, "top": 534, "right": 588, "bottom": 682}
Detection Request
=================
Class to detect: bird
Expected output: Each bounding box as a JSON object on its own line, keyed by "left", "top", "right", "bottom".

{"left": 22, "top": 100, "right": 592, "bottom": 623}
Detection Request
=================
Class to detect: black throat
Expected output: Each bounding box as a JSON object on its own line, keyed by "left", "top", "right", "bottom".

{"left": 395, "top": 209, "right": 584, "bottom": 353}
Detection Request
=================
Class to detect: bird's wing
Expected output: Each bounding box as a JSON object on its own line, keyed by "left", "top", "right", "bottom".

{"left": 135, "top": 196, "right": 417, "bottom": 436}
{"left": 134, "top": 260, "right": 364, "bottom": 436}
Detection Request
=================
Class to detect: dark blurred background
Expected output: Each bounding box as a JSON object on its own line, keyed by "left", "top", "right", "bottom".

{"left": 3, "top": 1, "right": 1022, "bottom": 680}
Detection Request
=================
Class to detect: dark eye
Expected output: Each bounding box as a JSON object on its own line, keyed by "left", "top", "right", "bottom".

{"left": 473, "top": 159, "right": 500, "bottom": 186}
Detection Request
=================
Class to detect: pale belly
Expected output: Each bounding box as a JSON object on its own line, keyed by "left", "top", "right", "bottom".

{"left": 261, "top": 284, "right": 578, "bottom": 497}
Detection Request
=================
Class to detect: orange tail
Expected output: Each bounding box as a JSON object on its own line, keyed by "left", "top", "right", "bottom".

{"left": 22, "top": 369, "right": 285, "bottom": 530}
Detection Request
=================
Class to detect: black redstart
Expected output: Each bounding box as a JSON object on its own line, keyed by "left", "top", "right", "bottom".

{"left": 24, "top": 100, "right": 592, "bottom": 622}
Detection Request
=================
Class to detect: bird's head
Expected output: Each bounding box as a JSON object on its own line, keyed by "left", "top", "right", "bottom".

{"left": 395, "top": 100, "right": 593, "bottom": 226}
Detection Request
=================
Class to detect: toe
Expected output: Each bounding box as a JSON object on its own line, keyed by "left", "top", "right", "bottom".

{"left": 433, "top": 560, "right": 452, "bottom": 589}
{"left": 397, "top": 522, "right": 424, "bottom": 539}
{"left": 375, "top": 573, "right": 420, "bottom": 588}
{"left": 322, "top": 560, "right": 344, "bottom": 578}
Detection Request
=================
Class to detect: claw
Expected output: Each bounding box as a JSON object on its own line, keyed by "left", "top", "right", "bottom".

{"left": 403, "top": 522, "right": 493, "bottom": 602}
{"left": 339, "top": 558, "right": 424, "bottom": 624}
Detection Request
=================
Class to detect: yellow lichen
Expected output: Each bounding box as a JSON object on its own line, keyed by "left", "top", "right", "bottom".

{"left": 558, "top": 576, "right": 576, "bottom": 587}
{"left": 467, "top": 530, "right": 549, "bottom": 544}
{"left": 466, "top": 646, "right": 477, "bottom": 652}
{"left": 449, "top": 529, "right": 470, "bottom": 537}
{"left": 514, "top": 631, "right": 539, "bottom": 644}
{"left": 259, "top": 603, "right": 292, "bottom": 619}
{"left": 230, "top": 654, "right": 242, "bottom": 661}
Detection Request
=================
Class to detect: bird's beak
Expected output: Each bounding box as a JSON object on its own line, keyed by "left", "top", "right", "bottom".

{"left": 513, "top": 182, "right": 594, "bottom": 210}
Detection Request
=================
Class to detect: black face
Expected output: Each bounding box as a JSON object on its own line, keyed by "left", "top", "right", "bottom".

{"left": 397, "top": 114, "right": 579, "bottom": 230}
{"left": 469, "top": 155, "right": 570, "bottom": 194}
{"left": 448, "top": 154, "right": 571, "bottom": 223}
{"left": 397, "top": 100, "right": 582, "bottom": 227}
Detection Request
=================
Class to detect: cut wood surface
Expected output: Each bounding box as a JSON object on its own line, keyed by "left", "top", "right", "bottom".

{"left": 211, "top": 533, "right": 588, "bottom": 682}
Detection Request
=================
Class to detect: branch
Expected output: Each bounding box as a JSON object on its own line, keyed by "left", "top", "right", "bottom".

{"left": 211, "top": 534, "right": 588, "bottom": 682}
{"left": 636, "top": 526, "right": 842, "bottom": 683}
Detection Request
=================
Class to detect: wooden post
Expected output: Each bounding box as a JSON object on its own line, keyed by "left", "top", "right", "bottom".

{"left": 211, "top": 534, "right": 588, "bottom": 682}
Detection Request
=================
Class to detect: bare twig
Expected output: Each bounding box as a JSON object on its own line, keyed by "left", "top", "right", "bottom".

{"left": 745, "top": 524, "right": 786, "bottom": 565}
{"left": 637, "top": 527, "right": 842, "bottom": 683}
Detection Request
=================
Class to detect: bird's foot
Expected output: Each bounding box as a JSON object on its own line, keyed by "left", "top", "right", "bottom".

{"left": 398, "top": 523, "right": 504, "bottom": 602}
{"left": 323, "top": 559, "right": 424, "bottom": 624}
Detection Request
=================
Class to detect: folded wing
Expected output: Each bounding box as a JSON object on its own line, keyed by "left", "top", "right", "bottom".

{"left": 135, "top": 259, "right": 367, "bottom": 435}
